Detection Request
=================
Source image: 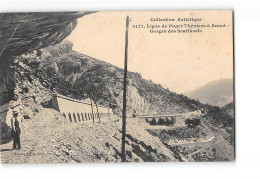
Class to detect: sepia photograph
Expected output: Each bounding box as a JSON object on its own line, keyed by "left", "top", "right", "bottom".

{"left": 0, "top": 10, "right": 234, "bottom": 164}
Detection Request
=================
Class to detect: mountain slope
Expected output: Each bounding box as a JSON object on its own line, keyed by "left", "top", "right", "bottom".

{"left": 221, "top": 102, "right": 234, "bottom": 118}
{"left": 186, "top": 78, "right": 234, "bottom": 107}
{"left": 12, "top": 40, "right": 205, "bottom": 116}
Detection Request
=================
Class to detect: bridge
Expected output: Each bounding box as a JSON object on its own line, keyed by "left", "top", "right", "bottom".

{"left": 138, "top": 114, "right": 182, "bottom": 119}
{"left": 138, "top": 110, "right": 202, "bottom": 120}
{"left": 137, "top": 110, "right": 202, "bottom": 126}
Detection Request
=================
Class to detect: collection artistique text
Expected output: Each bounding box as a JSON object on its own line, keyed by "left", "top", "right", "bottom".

{"left": 150, "top": 17, "right": 202, "bottom": 22}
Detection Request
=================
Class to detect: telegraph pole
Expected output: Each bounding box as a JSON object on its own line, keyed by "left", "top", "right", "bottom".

{"left": 121, "top": 15, "right": 130, "bottom": 162}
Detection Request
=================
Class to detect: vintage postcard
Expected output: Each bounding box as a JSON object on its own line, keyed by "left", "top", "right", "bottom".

{"left": 0, "top": 10, "right": 234, "bottom": 164}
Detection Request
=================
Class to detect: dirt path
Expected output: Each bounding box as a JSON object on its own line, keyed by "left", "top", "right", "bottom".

{"left": 0, "top": 108, "right": 66, "bottom": 163}
{"left": 171, "top": 136, "right": 216, "bottom": 147}
{"left": 1, "top": 108, "right": 178, "bottom": 164}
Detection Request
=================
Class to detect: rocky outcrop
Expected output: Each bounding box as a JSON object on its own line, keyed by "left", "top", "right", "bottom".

{"left": 0, "top": 12, "right": 94, "bottom": 105}
{"left": 0, "top": 62, "right": 16, "bottom": 105}
{"left": 0, "top": 12, "right": 94, "bottom": 61}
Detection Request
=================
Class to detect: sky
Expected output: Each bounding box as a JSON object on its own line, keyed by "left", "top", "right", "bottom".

{"left": 66, "top": 11, "right": 233, "bottom": 94}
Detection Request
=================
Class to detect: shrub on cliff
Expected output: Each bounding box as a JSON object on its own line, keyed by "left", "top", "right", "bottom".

{"left": 170, "top": 117, "right": 176, "bottom": 126}
{"left": 150, "top": 118, "right": 157, "bottom": 125}
{"left": 165, "top": 117, "right": 170, "bottom": 126}
{"left": 145, "top": 118, "right": 149, "bottom": 123}
{"left": 158, "top": 117, "right": 165, "bottom": 125}
{"left": 185, "top": 118, "right": 200, "bottom": 128}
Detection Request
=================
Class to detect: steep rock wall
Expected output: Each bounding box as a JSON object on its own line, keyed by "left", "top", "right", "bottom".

{"left": 0, "top": 12, "right": 94, "bottom": 61}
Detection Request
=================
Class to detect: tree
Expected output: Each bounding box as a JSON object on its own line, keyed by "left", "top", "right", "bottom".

{"left": 158, "top": 117, "right": 164, "bottom": 125}
{"left": 170, "top": 117, "right": 176, "bottom": 126}
{"left": 193, "top": 118, "right": 201, "bottom": 127}
{"left": 185, "top": 118, "right": 200, "bottom": 128}
{"left": 185, "top": 119, "right": 192, "bottom": 127}
{"left": 165, "top": 117, "right": 170, "bottom": 126}
{"left": 150, "top": 118, "right": 157, "bottom": 125}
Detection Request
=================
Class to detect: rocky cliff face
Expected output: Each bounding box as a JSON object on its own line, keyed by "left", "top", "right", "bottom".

{"left": 0, "top": 12, "right": 93, "bottom": 106}
{"left": 0, "top": 12, "right": 93, "bottom": 61}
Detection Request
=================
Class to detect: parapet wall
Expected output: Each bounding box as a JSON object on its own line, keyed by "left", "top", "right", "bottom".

{"left": 52, "top": 93, "right": 113, "bottom": 123}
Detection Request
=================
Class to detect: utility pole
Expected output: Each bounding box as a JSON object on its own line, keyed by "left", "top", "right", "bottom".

{"left": 121, "top": 15, "right": 130, "bottom": 162}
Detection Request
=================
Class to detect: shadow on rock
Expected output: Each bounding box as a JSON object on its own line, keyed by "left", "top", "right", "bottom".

{"left": 0, "top": 122, "right": 12, "bottom": 145}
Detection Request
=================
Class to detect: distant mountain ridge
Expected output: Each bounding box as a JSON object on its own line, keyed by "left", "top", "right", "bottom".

{"left": 186, "top": 78, "right": 233, "bottom": 107}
